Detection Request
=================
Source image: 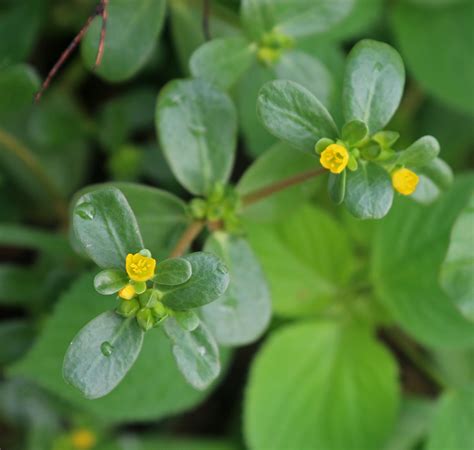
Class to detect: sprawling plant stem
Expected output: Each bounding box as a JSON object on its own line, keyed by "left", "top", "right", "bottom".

{"left": 169, "top": 167, "right": 326, "bottom": 257}
{"left": 0, "top": 128, "right": 68, "bottom": 225}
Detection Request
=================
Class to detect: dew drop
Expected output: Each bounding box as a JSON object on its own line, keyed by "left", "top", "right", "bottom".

{"left": 100, "top": 341, "right": 113, "bottom": 357}
{"left": 197, "top": 346, "right": 206, "bottom": 356}
{"left": 170, "top": 94, "right": 182, "bottom": 105}
{"left": 75, "top": 202, "right": 96, "bottom": 220}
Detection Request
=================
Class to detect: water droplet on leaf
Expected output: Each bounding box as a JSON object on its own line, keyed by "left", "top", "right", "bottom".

{"left": 100, "top": 341, "right": 113, "bottom": 356}
{"left": 216, "top": 264, "right": 228, "bottom": 275}
{"left": 197, "top": 346, "right": 206, "bottom": 356}
{"left": 75, "top": 202, "right": 96, "bottom": 220}
{"left": 189, "top": 124, "right": 207, "bottom": 136}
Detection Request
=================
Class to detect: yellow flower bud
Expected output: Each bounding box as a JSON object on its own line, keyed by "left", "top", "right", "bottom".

{"left": 125, "top": 253, "right": 156, "bottom": 282}
{"left": 71, "top": 428, "right": 96, "bottom": 450}
{"left": 118, "top": 284, "right": 136, "bottom": 300}
{"left": 320, "top": 144, "right": 349, "bottom": 174}
{"left": 392, "top": 168, "right": 419, "bottom": 195}
{"left": 257, "top": 47, "right": 280, "bottom": 65}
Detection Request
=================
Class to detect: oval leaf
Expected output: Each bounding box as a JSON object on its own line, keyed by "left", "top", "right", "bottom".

{"left": 94, "top": 269, "right": 128, "bottom": 295}
{"left": 241, "top": 0, "right": 355, "bottom": 39}
{"left": 190, "top": 36, "right": 256, "bottom": 90}
{"left": 81, "top": 0, "right": 166, "bottom": 81}
{"left": 372, "top": 176, "right": 474, "bottom": 347}
{"left": 72, "top": 187, "right": 144, "bottom": 269}
{"left": 344, "top": 162, "right": 394, "bottom": 219}
{"left": 163, "top": 317, "right": 220, "bottom": 390}
{"left": 440, "top": 192, "right": 474, "bottom": 321}
{"left": 343, "top": 39, "right": 405, "bottom": 134}
{"left": 160, "top": 252, "right": 230, "bottom": 310}
{"left": 155, "top": 258, "right": 193, "bottom": 286}
{"left": 397, "top": 136, "right": 440, "bottom": 168}
{"left": 201, "top": 232, "right": 272, "bottom": 346}
{"left": 257, "top": 80, "right": 338, "bottom": 153}
{"left": 244, "top": 321, "right": 399, "bottom": 450}
{"left": 156, "top": 79, "right": 237, "bottom": 195}
{"left": 63, "top": 312, "right": 144, "bottom": 399}
{"left": 328, "top": 171, "right": 346, "bottom": 205}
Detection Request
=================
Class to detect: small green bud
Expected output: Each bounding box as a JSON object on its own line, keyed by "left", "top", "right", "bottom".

{"left": 139, "top": 249, "right": 152, "bottom": 258}
{"left": 342, "top": 120, "right": 368, "bottom": 147}
{"left": 152, "top": 301, "right": 167, "bottom": 318}
{"left": 372, "top": 131, "right": 400, "bottom": 149}
{"left": 131, "top": 280, "right": 147, "bottom": 295}
{"left": 116, "top": 298, "right": 140, "bottom": 318}
{"left": 347, "top": 154, "right": 358, "bottom": 171}
{"left": 139, "top": 289, "right": 161, "bottom": 308}
{"left": 189, "top": 198, "right": 207, "bottom": 219}
{"left": 175, "top": 310, "right": 200, "bottom": 331}
{"left": 136, "top": 308, "right": 154, "bottom": 331}
{"left": 315, "top": 138, "right": 334, "bottom": 154}
{"left": 361, "top": 144, "right": 382, "bottom": 160}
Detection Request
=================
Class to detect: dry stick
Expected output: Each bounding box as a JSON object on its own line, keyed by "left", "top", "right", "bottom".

{"left": 241, "top": 167, "right": 326, "bottom": 207}
{"left": 202, "top": 0, "right": 211, "bottom": 41}
{"left": 94, "top": 0, "right": 109, "bottom": 68}
{"left": 169, "top": 221, "right": 205, "bottom": 258}
{"left": 35, "top": 0, "right": 108, "bottom": 102}
{"left": 0, "top": 128, "right": 68, "bottom": 225}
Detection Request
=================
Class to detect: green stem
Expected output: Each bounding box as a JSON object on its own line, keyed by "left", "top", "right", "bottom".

{"left": 0, "top": 127, "right": 69, "bottom": 225}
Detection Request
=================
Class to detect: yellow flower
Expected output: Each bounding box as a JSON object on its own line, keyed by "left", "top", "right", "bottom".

{"left": 125, "top": 253, "right": 156, "bottom": 282}
{"left": 71, "top": 428, "right": 96, "bottom": 450}
{"left": 392, "top": 168, "right": 419, "bottom": 195}
{"left": 118, "top": 284, "right": 136, "bottom": 300}
{"left": 320, "top": 144, "right": 349, "bottom": 174}
{"left": 257, "top": 47, "right": 281, "bottom": 65}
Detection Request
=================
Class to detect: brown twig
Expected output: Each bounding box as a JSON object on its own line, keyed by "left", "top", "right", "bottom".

{"left": 202, "top": 0, "right": 211, "bottom": 41}
{"left": 169, "top": 221, "right": 205, "bottom": 258}
{"left": 94, "top": 0, "right": 109, "bottom": 68}
{"left": 241, "top": 167, "right": 326, "bottom": 207}
{"left": 35, "top": 0, "right": 108, "bottom": 102}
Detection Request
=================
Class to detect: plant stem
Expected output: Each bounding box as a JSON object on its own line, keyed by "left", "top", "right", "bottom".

{"left": 169, "top": 221, "right": 205, "bottom": 258}
{"left": 241, "top": 167, "right": 326, "bottom": 207}
{"left": 202, "top": 0, "right": 211, "bottom": 41}
{"left": 0, "top": 128, "right": 68, "bottom": 225}
{"left": 386, "top": 329, "right": 446, "bottom": 390}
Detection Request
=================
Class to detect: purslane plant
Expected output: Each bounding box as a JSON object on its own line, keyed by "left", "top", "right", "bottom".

{"left": 63, "top": 38, "right": 452, "bottom": 400}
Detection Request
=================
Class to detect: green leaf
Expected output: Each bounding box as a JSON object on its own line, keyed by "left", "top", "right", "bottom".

{"left": 391, "top": 1, "right": 474, "bottom": 115}
{"left": 81, "top": 0, "right": 166, "bottom": 81}
{"left": 159, "top": 252, "right": 230, "bottom": 310}
{"left": 0, "top": 320, "right": 34, "bottom": 365}
{"left": 0, "top": 223, "right": 73, "bottom": 259}
{"left": 72, "top": 187, "right": 144, "bottom": 269}
{"left": 63, "top": 312, "right": 144, "bottom": 399}
{"left": 190, "top": 36, "right": 256, "bottom": 90}
{"left": 156, "top": 79, "right": 237, "bottom": 195}
{"left": 244, "top": 321, "right": 399, "bottom": 450}
{"left": 328, "top": 171, "right": 346, "bottom": 204}
{"left": 245, "top": 205, "right": 355, "bottom": 317}
{"left": 0, "top": 0, "right": 44, "bottom": 64}
{"left": 237, "top": 142, "right": 322, "bottom": 222}
{"left": 118, "top": 435, "right": 238, "bottom": 450}
{"left": 241, "top": 0, "right": 355, "bottom": 40}
{"left": 163, "top": 318, "right": 220, "bottom": 390}
{"left": 383, "top": 396, "right": 435, "bottom": 450}
{"left": 396, "top": 136, "right": 440, "bottom": 168}
{"left": 174, "top": 310, "right": 200, "bottom": 332}
{"left": 0, "top": 264, "right": 44, "bottom": 306}
{"left": 9, "top": 273, "right": 225, "bottom": 423}
{"left": 94, "top": 269, "right": 128, "bottom": 295}
{"left": 372, "top": 175, "right": 474, "bottom": 348}
{"left": 427, "top": 386, "right": 474, "bottom": 450}
{"left": 0, "top": 64, "right": 39, "bottom": 120}
{"left": 341, "top": 119, "right": 368, "bottom": 146}
{"left": 411, "top": 158, "right": 454, "bottom": 206}
{"left": 155, "top": 258, "right": 193, "bottom": 286}
{"left": 344, "top": 162, "right": 394, "bottom": 219}
{"left": 343, "top": 39, "right": 405, "bottom": 134}
{"left": 440, "top": 192, "right": 474, "bottom": 321}
{"left": 257, "top": 80, "right": 338, "bottom": 153}
{"left": 202, "top": 232, "right": 271, "bottom": 346}
{"left": 274, "top": 51, "right": 334, "bottom": 110}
